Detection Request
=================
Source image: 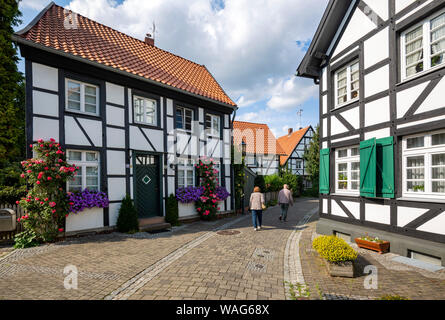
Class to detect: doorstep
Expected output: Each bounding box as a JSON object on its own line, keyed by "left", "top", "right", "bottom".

{"left": 138, "top": 217, "right": 171, "bottom": 232}
{"left": 391, "top": 256, "right": 445, "bottom": 273}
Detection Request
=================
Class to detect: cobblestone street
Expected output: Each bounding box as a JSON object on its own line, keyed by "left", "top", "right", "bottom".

{"left": 1, "top": 198, "right": 444, "bottom": 300}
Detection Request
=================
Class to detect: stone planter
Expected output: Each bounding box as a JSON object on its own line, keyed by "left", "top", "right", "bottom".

{"left": 325, "top": 260, "right": 356, "bottom": 278}
{"left": 355, "top": 238, "right": 390, "bottom": 254}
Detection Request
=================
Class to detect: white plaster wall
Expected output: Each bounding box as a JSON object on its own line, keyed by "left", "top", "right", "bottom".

{"left": 322, "top": 141, "right": 328, "bottom": 149}
{"left": 396, "top": 0, "right": 433, "bottom": 20}
{"left": 106, "top": 105, "right": 125, "bottom": 127}
{"left": 322, "top": 95, "right": 327, "bottom": 115}
{"left": 333, "top": 9, "right": 377, "bottom": 56}
{"left": 331, "top": 134, "right": 360, "bottom": 144}
{"left": 395, "top": 0, "right": 417, "bottom": 13}
{"left": 168, "top": 177, "right": 175, "bottom": 196}
{"left": 342, "top": 201, "right": 360, "bottom": 220}
{"left": 65, "top": 116, "right": 90, "bottom": 145}
{"left": 32, "top": 62, "right": 58, "bottom": 91}
{"left": 106, "top": 82, "right": 125, "bottom": 106}
{"left": 108, "top": 178, "right": 126, "bottom": 201}
{"left": 330, "top": 116, "right": 349, "bottom": 136}
{"left": 365, "top": 203, "right": 391, "bottom": 225}
{"left": 367, "top": 0, "right": 388, "bottom": 21}
{"left": 78, "top": 118, "right": 103, "bottom": 147}
{"left": 417, "top": 212, "right": 445, "bottom": 235}
{"left": 224, "top": 114, "right": 230, "bottom": 128}
{"left": 397, "top": 207, "right": 428, "bottom": 227}
{"left": 365, "top": 96, "right": 390, "bottom": 127}
{"left": 396, "top": 81, "right": 429, "bottom": 118}
{"left": 322, "top": 67, "right": 327, "bottom": 92}
{"left": 107, "top": 150, "right": 126, "bottom": 175}
{"left": 364, "top": 27, "right": 389, "bottom": 69}
{"left": 199, "top": 108, "right": 204, "bottom": 123}
{"left": 340, "top": 107, "right": 360, "bottom": 129}
{"left": 364, "top": 128, "right": 390, "bottom": 140}
{"left": 331, "top": 201, "right": 349, "bottom": 218}
{"left": 66, "top": 207, "right": 104, "bottom": 232}
{"left": 364, "top": 65, "right": 389, "bottom": 98}
{"left": 322, "top": 118, "right": 328, "bottom": 138}
{"left": 416, "top": 77, "right": 445, "bottom": 115}
{"left": 107, "top": 127, "right": 125, "bottom": 149}
{"left": 166, "top": 98, "right": 173, "bottom": 116}
{"left": 141, "top": 128, "right": 164, "bottom": 151}
{"left": 33, "top": 90, "right": 58, "bottom": 117}
{"left": 397, "top": 114, "right": 445, "bottom": 129}
{"left": 322, "top": 199, "right": 328, "bottom": 214}
{"left": 129, "top": 125, "right": 151, "bottom": 151}
{"left": 108, "top": 202, "right": 121, "bottom": 227}
{"left": 33, "top": 117, "right": 59, "bottom": 142}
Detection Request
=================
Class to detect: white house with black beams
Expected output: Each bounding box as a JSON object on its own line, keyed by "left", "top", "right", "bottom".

{"left": 13, "top": 2, "right": 237, "bottom": 233}
{"left": 298, "top": 0, "right": 445, "bottom": 266}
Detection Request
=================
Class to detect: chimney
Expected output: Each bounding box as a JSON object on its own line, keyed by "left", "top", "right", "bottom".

{"left": 145, "top": 33, "right": 154, "bottom": 46}
{"left": 288, "top": 128, "right": 293, "bottom": 135}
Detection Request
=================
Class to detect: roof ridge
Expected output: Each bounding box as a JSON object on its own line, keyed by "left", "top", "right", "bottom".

{"left": 233, "top": 120, "right": 269, "bottom": 126}
{"left": 48, "top": 2, "right": 207, "bottom": 69}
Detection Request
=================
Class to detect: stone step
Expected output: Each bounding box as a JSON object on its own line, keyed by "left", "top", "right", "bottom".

{"left": 138, "top": 217, "right": 171, "bottom": 232}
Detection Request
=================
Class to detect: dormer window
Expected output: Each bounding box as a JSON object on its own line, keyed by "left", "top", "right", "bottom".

{"left": 334, "top": 60, "right": 359, "bottom": 108}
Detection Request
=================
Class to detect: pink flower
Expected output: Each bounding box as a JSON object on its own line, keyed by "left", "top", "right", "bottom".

{"left": 204, "top": 210, "right": 210, "bottom": 216}
{"left": 17, "top": 218, "right": 21, "bottom": 222}
{"left": 52, "top": 209, "right": 56, "bottom": 213}
{"left": 35, "top": 197, "right": 40, "bottom": 201}
{"left": 40, "top": 144, "right": 44, "bottom": 148}
{"left": 20, "top": 174, "right": 25, "bottom": 178}
{"left": 15, "top": 201, "right": 20, "bottom": 205}
{"left": 44, "top": 167, "right": 49, "bottom": 171}
{"left": 58, "top": 228, "right": 64, "bottom": 232}
{"left": 40, "top": 201, "right": 44, "bottom": 205}
{"left": 44, "top": 198, "right": 48, "bottom": 201}
{"left": 37, "top": 139, "right": 43, "bottom": 143}
{"left": 49, "top": 202, "right": 56, "bottom": 207}
{"left": 50, "top": 138, "right": 55, "bottom": 142}
{"left": 36, "top": 181, "right": 41, "bottom": 185}
{"left": 29, "top": 144, "right": 33, "bottom": 148}
{"left": 27, "top": 170, "right": 32, "bottom": 174}
{"left": 58, "top": 159, "right": 63, "bottom": 163}
{"left": 47, "top": 177, "right": 52, "bottom": 181}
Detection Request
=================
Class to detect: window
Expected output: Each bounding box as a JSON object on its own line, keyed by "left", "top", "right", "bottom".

{"left": 401, "top": 10, "right": 445, "bottom": 80}
{"left": 66, "top": 79, "right": 99, "bottom": 115}
{"left": 335, "top": 146, "right": 360, "bottom": 194}
{"left": 67, "top": 150, "right": 100, "bottom": 192}
{"left": 176, "top": 106, "right": 193, "bottom": 131}
{"left": 334, "top": 60, "right": 359, "bottom": 107}
{"left": 213, "top": 162, "right": 222, "bottom": 185}
{"left": 403, "top": 130, "right": 445, "bottom": 198}
{"left": 178, "top": 158, "right": 195, "bottom": 188}
{"left": 133, "top": 95, "right": 157, "bottom": 125}
{"left": 206, "top": 114, "right": 220, "bottom": 137}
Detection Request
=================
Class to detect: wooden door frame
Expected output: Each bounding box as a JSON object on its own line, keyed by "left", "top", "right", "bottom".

{"left": 132, "top": 151, "right": 164, "bottom": 218}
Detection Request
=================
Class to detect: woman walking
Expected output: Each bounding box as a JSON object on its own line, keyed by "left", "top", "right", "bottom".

{"left": 249, "top": 186, "right": 265, "bottom": 231}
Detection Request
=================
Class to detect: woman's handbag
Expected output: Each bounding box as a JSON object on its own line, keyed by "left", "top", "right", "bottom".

{"left": 262, "top": 204, "right": 266, "bottom": 210}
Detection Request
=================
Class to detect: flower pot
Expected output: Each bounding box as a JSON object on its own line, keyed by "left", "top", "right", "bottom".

{"left": 325, "top": 260, "right": 355, "bottom": 278}
{"left": 355, "top": 238, "right": 390, "bottom": 254}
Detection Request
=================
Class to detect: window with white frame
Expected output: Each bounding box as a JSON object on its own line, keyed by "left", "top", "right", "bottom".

{"left": 403, "top": 131, "right": 445, "bottom": 198}
{"left": 133, "top": 95, "right": 157, "bottom": 125}
{"left": 178, "top": 158, "right": 195, "bottom": 188}
{"left": 334, "top": 60, "right": 359, "bottom": 107}
{"left": 66, "top": 79, "right": 99, "bottom": 115}
{"left": 176, "top": 106, "right": 193, "bottom": 131}
{"left": 67, "top": 150, "right": 100, "bottom": 192}
{"left": 206, "top": 114, "right": 220, "bottom": 137}
{"left": 401, "top": 10, "right": 445, "bottom": 80}
{"left": 335, "top": 146, "right": 360, "bottom": 194}
{"left": 213, "top": 162, "right": 222, "bottom": 185}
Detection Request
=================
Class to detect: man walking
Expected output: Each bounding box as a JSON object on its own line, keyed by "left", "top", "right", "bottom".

{"left": 278, "top": 184, "right": 293, "bottom": 222}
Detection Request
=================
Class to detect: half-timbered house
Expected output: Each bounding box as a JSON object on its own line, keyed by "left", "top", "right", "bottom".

{"left": 298, "top": 0, "right": 445, "bottom": 266}
{"left": 13, "top": 2, "right": 236, "bottom": 233}
{"left": 233, "top": 121, "right": 286, "bottom": 176}
{"left": 277, "top": 126, "right": 314, "bottom": 188}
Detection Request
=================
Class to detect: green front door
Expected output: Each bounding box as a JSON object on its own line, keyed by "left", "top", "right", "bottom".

{"left": 134, "top": 153, "right": 161, "bottom": 218}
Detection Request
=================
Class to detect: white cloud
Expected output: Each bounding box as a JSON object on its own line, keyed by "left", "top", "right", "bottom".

{"left": 20, "top": 0, "right": 49, "bottom": 10}
{"left": 64, "top": 0, "right": 328, "bottom": 108}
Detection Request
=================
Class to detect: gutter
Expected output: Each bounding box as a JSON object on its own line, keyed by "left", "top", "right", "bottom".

{"left": 13, "top": 35, "right": 238, "bottom": 112}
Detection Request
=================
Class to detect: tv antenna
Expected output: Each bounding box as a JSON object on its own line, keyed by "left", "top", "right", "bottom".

{"left": 296, "top": 108, "right": 303, "bottom": 129}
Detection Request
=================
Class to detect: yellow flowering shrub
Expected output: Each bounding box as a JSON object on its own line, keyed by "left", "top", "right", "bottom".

{"left": 312, "top": 235, "right": 358, "bottom": 263}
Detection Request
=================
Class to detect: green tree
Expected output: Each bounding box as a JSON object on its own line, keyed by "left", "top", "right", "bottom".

{"left": 231, "top": 144, "right": 246, "bottom": 210}
{"left": 303, "top": 125, "right": 320, "bottom": 186}
{"left": 116, "top": 194, "right": 139, "bottom": 233}
{"left": 0, "top": 1, "right": 24, "bottom": 164}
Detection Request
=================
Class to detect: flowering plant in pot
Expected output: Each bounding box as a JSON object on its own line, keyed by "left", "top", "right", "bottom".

{"left": 16, "top": 139, "right": 79, "bottom": 246}
{"left": 355, "top": 234, "right": 390, "bottom": 254}
{"left": 175, "top": 186, "right": 204, "bottom": 204}
{"left": 67, "top": 189, "right": 109, "bottom": 213}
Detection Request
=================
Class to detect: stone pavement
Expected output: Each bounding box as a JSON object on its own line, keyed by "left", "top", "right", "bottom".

{"left": 0, "top": 198, "right": 318, "bottom": 300}
{"left": 299, "top": 218, "right": 445, "bottom": 300}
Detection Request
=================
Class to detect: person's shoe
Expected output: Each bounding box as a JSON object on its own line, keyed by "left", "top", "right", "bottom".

{"left": 254, "top": 227, "right": 257, "bottom": 231}
{"left": 258, "top": 226, "right": 261, "bottom": 230}
{"left": 279, "top": 216, "right": 282, "bottom": 221}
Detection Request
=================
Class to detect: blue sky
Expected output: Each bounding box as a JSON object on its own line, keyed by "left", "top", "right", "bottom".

{"left": 16, "top": 0, "right": 328, "bottom": 137}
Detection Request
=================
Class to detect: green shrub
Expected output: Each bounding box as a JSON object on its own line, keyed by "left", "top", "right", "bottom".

{"left": 0, "top": 185, "right": 27, "bottom": 205}
{"left": 266, "top": 199, "right": 277, "bottom": 207}
{"left": 312, "top": 235, "right": 358, "bottom": 263}
{"left": 264, "top": 175, "right": 283, "bottom": 192}
{"left": 13, "top": 230, "right": 39, "bottom": 249}
{"left": 377, "top": 295, "right": 409, "bottom": 300}
{"left": 165, "top": 194, "right": 179, "bottom": 226}
{"left": 116, "top": 194, "right": 139, "bottom": 233}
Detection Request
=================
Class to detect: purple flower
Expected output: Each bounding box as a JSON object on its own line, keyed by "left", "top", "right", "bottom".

{"left": 176, "top": 186, "right": 204, "bottom": 203}
{"left": 215, "top": 186, "right": 230, "bottom": 201}
{"left": 67, "top": 189, "right": 109, "bottom": 214}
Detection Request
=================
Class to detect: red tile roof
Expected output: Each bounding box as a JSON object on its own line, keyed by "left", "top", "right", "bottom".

{"left": 277, "top": 126, "right": 311, "bottom": 165}
{"left": 15, "top": 3, "right": 236, "bottom": 107}
{"left": 233, "top": 121, "right": 286, "bottom": 156}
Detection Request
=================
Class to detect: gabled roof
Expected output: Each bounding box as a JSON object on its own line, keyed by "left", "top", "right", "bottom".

{"left": 277, "top": 126, "right": 311, "bottom": 166}
{"left": 297, "top": 0, "right": 355, "bottom": 81}
{"left": 233, "top": 121, "right": 286, "bottom": 156}
{"left": 14, "top": 2, "right": 236, "bottom": 108}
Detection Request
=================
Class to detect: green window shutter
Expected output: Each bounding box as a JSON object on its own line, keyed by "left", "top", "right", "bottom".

{"left": 319, "top": 148, "right": 330, "bottom": 194}
{"left": 360, "top": 138, "right": 377, "bottom": 197}
{"left": 376, "top": 136, "right": 395, "bottom": 198}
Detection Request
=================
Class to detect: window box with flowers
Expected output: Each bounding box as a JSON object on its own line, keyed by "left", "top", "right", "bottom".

{"left": 65, "top": 189, "right": 110, "bottom": 232}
